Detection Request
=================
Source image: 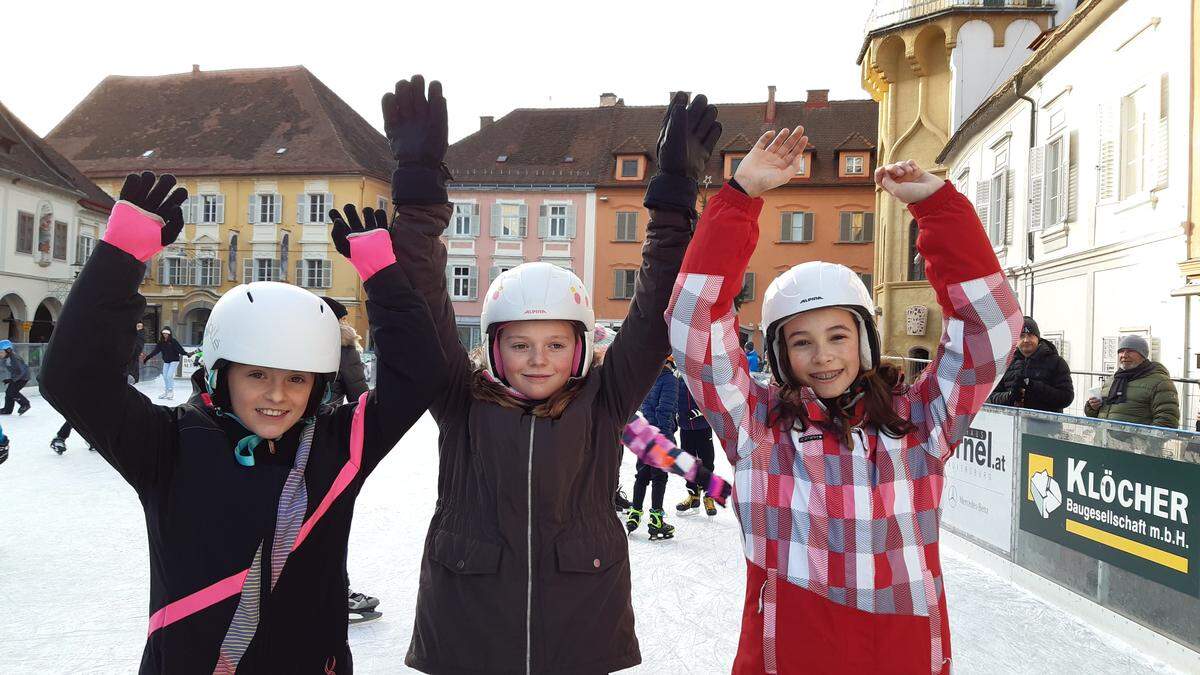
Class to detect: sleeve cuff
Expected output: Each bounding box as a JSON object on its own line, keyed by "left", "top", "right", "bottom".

{"left": 714, "top": 182, "right": 764, "bottom": 218}
{"left": 906, "top": 181, "right": 960, "bottom": 219}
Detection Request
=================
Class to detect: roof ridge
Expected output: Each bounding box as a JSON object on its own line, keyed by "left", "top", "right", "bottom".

{"left": 104, "top": 64, "right": 308, "bottom": 81}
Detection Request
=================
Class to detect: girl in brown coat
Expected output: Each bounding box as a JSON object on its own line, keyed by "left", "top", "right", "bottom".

{"left": 385, "top": 76, "right": 723, "bottom": 674}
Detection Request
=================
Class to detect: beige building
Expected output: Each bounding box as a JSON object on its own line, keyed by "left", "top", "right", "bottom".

{"left": 858, "top": 1, "right": 1067, "bottom": 368}
{"left": 46, "top": 65, "right": 394, "bottom": 345}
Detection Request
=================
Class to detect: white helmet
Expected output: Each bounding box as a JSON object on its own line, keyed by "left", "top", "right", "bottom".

{"left": 480, "top": 262, "right": 595, "bottom": 381}
{"left": 201, "top": 282, "right": 341, "bottom": 374}
{"left": 760, "top": 261, "right": 880, "bottom": 386}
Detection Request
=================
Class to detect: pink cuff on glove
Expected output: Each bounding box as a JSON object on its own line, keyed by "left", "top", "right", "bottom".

{"left": 346, "top": 229, "right": 396, "bottom": 281}
{"left": 101, "top": 201, "right": 167, "bottom": 262}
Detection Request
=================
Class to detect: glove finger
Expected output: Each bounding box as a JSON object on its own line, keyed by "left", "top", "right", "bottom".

{"left": 373, "top": 207, "right": 389, "bottom": 229}
{"left": 693, "top": 104, "right": 717, "bottom": 136}
{"left": 381, "top": 91, "right": 399, "bottom": 131}
{"left": 329, "top": 211, "right": 352, "bottom": 257}
{"left": 343, "top": 204, "right": 363, "bottom": 232}
{"left": 144, "top": 174, "right": 178, "bottom": 211}
{"left": 160, "top": 209, "right": 184, "bottom": 247}
{"left": 161, "top": 186, "right": 189, "bottom": 213}
{"left": 395, "top": 79, "right": 413, "bottom": 120}
{"left": 687, "top": 95, "right": 710, "bottom": 131}
{"left": 429, "top": 80, "right": 448, "bottom": 141}
{"left": 361, "top": 207, "right": 380, "bottom": 231}
{"left": 411, "top": 74, "right": 427, "bottom": 119}
{"left": 118, "top": 173, "right": 143, "bottom": 202}
{"left": 701, "top": 121, "right": 723, "bottom": 155}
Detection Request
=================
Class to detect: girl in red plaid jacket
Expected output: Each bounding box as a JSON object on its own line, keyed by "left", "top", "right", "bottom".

{"left": 666, "top": 128, "right": 1022, "bottom": 674}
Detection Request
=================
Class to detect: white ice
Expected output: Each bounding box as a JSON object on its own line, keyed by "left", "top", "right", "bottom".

{"left": 0, "top": 379, "right": 1184, "bottom": 674}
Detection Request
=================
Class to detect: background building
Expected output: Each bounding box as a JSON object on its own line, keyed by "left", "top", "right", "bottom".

{"left": 46, "top": 65, "right": 392, "bottom": 344}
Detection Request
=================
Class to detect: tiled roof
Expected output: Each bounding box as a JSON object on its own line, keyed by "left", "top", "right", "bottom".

{"left": 447, "top": 94, "right": 878, "bottom": 187}
{"left": 0, "top": 99, "right": 113, "bottom": 212}
{"left": 46, "top": 66, "right": 393, "bottom": 182}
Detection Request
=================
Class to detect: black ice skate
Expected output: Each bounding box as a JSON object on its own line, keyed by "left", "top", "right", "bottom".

{"left": 676, "top": 486, "right": 701, "bottom": 513}
{"left": 349, "top": 591, "right": 380, "bottom": 612}
{"left": 51, "top": 438, "right": 66, "bottom": 455}
{"left": 613, "top": 488, "right": 631, "bottom": 512}
{"left": 625, "top": 507, "right": 643, "bottom": 534}
{"left": 0, "top": 437, "right": 8, "bottom": 465}
{"left": 17, "top": 402, "right": 30, "bottom": 415}
{"left": 648, "top": 508, "right": 675, "bottom": 541}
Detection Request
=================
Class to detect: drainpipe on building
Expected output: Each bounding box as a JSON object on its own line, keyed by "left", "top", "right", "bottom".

{"left": 1016, "top": 78, "right": 1037, "bottom": 315}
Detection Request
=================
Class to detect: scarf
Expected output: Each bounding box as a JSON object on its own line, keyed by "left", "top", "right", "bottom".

{"left": 1103, "top": 360, "right": 1155, "bottom": 406}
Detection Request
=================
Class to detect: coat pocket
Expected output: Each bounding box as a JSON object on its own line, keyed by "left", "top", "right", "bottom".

{"left": 555, "top": 532, "right": 627, "bottom": 574}
{"left": 429, "top": 529, "right": 502, "bottom": 575}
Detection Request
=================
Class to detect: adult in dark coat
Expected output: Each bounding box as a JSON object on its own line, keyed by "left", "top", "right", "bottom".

{"left": 987, "top": 316, "right": 1074, "bottom": 413}
{"left": 143, "top": 326, "right": 192, "bottom": 399}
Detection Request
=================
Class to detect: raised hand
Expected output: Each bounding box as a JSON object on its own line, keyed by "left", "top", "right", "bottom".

{"left": 732, "top": 128, "right": 809, "bottom": 198}
{"left": 329, "top": 205, "right": 395, "bottom": 282}
{"left": 381, "top": 75, "right": 451, "bottom": 206}
{"left": 656, "top": 91, "right": 721, "bottom": 182}
{"left": 873, "top": 160, "right": 945, "bottom": 204}
{"left": 101, "top": 171, "right": 189, "bottom": 262}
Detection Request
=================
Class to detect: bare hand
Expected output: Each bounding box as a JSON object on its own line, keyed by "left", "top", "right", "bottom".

{"left": 1087, "top": 397, "right": 1102, "bottom": 409}
{"left": 873, "top": 160, "right": 945, "bottom": 204}
{"left": 732, "top": 128, "right": 809, "bottom": 198}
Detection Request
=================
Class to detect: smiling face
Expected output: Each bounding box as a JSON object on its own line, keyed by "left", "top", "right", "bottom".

{"left": 226, "top": 362, "right": 315, "bottom": 439}
{"left": 496, "top": 320, "right": 578, "bottom": 400}
{"left": 781, "top": 307, "right": 862, "bottom": 398}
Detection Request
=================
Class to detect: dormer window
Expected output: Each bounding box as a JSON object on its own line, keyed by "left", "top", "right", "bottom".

{"left": 614, "top": 155, "right": 645, "bottom": 181}
{"left": 724, "top": 153, "right": 747, "bottom": 179}
{"left": 497, "top": 154, "right": 508, "bottom": 163}
{"left": 837, "top": 151, "right": 869, "bottom": 178}
{"left": 845, "top": 155, "right": 864, "bottom": 175}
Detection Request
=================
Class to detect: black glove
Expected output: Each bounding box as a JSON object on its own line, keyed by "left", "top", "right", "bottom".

{"left": 2, "top": 379, "right": 10, "bottom": 384}
{"left": 118, "top": 171, "right": 188, "bottom": 246}
{"left": 329, "top": 205, "right": 388, "bottom": 259}
{"left": 644, "top": 92, "right": 722, "bottom": 217}
{"left": 987, "top": 389, "right": 1013, "bottom": 406}
{"left": 382, "top": 75, "right": 451, "bottom": 206}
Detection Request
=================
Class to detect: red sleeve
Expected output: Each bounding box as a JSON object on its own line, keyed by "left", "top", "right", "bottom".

{"left": 679, "top": 183, "right": 764, "bottom": 319}
{"left": 907, "top": 181, "right": 1002, "bottom": 317}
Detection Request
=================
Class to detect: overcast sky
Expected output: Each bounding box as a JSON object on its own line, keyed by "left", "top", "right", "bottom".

{"left": 2, "top": 0, "right": 877, "bottom": 143}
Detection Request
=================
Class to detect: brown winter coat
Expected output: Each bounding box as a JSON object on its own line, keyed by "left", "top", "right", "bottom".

{"left": 391, "top": 202, "right": 691, "bottom": 675}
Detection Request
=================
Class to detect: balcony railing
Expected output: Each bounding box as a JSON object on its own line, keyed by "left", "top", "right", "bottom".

{"left": 866, "top": 0, "right": 1052, "bottom": 34}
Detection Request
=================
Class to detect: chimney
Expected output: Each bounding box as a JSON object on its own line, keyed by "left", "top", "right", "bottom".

{"left": 765, "top": 85, "right": 777, "bottom": 124}
{"left": 192, "top": 64, "right": 200, "bottom": 75}
{"left": 805, "top": 89, "right": 829, "bottom": 110}
{"left": 599, "top": 92, "right": 618, "bottom": 107}
{"left": 480, "top": 115, "right": 494, "bottom": 129}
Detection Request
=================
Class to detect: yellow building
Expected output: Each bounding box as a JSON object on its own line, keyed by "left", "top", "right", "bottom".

{"left": 857, "top": 1, "right": 1063, "bottom": 368}
{"left": 46, "top": 65, "right": 393, "bottom": 344}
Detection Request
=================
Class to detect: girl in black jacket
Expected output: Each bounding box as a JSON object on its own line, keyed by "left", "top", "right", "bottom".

{"left": 143, "top": 326, "right": 191, "bottom": 400}
{"left": 41, "top": 172, "right": 445, "bottom": 673}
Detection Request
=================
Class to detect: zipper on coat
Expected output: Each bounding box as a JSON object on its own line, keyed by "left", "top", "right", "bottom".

{"left": 525, "top": 417, "right": 536, "bottom": 675}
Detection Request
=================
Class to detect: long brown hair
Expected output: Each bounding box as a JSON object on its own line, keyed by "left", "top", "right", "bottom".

{"left": 768, "top": 361, "right": 916, "bottom": 447}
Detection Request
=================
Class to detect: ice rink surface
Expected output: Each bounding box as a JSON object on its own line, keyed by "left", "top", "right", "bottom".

{"left": 0, "top": 380, "right": 1183, "bottom": 673}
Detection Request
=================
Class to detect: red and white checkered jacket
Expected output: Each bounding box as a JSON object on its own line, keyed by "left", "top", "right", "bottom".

{"left": 666, "top": 182, "right": 1021, "bottom": 675}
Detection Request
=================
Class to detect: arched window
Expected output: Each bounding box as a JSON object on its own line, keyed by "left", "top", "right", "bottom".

{"left": 907, "top": 220, "right": 926, "bottom": 281}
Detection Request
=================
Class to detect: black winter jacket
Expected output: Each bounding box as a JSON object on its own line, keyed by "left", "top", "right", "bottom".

{"left": 40, "top": 241, "right": 445, "bottom": 674}
{"left": 392, "top": 201, "right": 691, "bottom": 675}
{"left": 145, "top": 336, "right": 191, "bottom": 364}
{"left": 987, "top": 339, "right": 1074, "bottom": 413}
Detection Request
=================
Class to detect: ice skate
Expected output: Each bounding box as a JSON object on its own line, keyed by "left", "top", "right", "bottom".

{"left": 349, "top": 591, "right": 380, "bottom": 612}
{"left": 703, "top": 496, "right": 717, "bottom": 517}
{"left": 613, "top": 488, "right": 631, "bottom": 512}
{"left": 648, "top": 508, "right": 675, "bottom": 541}
{"left": 50, "top": 438, "right": 66, "bottom": 455}
{"left": 676, "top": 486, "right": 701, "bottom": 513}
{"left": 625, "top": 507, "right": 643, "bottom": 534}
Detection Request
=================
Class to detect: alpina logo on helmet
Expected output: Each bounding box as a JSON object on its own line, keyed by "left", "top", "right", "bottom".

{"left": 524, "top": 309, "right": 548, "bottom": 315}
{"left": 798, "top": 296, "right": 823, "bottom": 304}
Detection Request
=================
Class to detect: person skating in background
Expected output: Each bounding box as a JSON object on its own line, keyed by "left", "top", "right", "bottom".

{"left": 626, "top": 357, "right": 679, "bottom": 540}
{"left": 320, "top": 295, "right": 380, "bottom": 624}
{"left": 143, "top": 327, "right": 192, "bottom": 400}
{"left": 743, "top": 336, "right": 760, "bottom": 373}
{"left": 1085, "top": 334, "right": 1180, "bottom": 428}
{"left": 389, "top": 76, "right": 726, "bottom": 673}
{"left": 0, "top": 419, "right": 9, "bottom": 464}
{"left": 668, "top": 137, "right": 1021, "bottom": 673}
{"left": 674, "top": 365, "right": 717, "bottom": 517}
{"left": 0, "top": 339, "right": 31, "bottom": 415}
{"left": 986, "top": 316, "right": 1073, "bottom": 413}
{"left": 40, "top": 170, "right": 445, "bottom": 672}
{"left": 129, "top": 321, "right": 146, "bottom": 382}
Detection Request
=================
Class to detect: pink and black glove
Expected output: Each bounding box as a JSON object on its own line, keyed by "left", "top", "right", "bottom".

{"left": 101, "top": 172, "right": 188, "bottom": 262}
{"left": 329, "top": 205, "right": 396, "bottom": 282}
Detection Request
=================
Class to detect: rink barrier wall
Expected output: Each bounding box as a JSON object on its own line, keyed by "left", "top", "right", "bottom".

{"left": 942, "top": 405, "right": 1200, "bottom": 658}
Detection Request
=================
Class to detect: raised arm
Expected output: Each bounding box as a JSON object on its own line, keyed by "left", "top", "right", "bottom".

{"left": 326, "top": 205, "right": 446, "bottom": 473}
{"left": 667, "top": 128, "right": 808, "bottom": 463}
{"left": 41, "top": 172, "right": 187, "bottom": 492}
{"left": 880, "top": 161, "right": 1022, "bottom": 460}
{"left": 381, "top": 74, "right": 472, "bottom": 420}
{"left": 600, "top": 92, "right": 720, "bottom": 419}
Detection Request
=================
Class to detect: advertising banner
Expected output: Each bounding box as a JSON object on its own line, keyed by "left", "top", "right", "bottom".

{"left": 942, "top": 410, "right": 1014, "bottom": 552}
{"left": 1020, "top": 434, "right": 1199, "bottom": 596}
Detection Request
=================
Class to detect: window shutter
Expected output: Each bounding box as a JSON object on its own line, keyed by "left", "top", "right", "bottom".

{"left": 490, "top": 265, "right": 500, "bottom": 284}
{"left": 243, "top": 258, "right": 253, "bottom": 284}
{"left": 780, "top": 212, "right": 792, "bottom": 242}
{"left": 295, "top": 259, "right": 304, "bottom": 287}
{"left": 863, "top": 213, "right": 874, "bottom": 242}
{"left": 839, "top": 212, "right": 852, "bottom": 241}
{"left": 802, "top": 213, "right": 814, "bottom": 242}
{"left": 1097, "top": 101, "right": 1118, "bottom": 202}
{"left": 186, "top": 258, "right": 197, "bottom": 286}
{"left": 974, "top": 180, "right": 991, "bottom": 235}
{"left": 215, "top": 194, "right": 226, "bottom": 224}
{"left": 468, "top": 266, "right": 479, "bottom": 300}
{"left": 538, "top": 204, "right": 549, "bottom": 238}
{"left": 323, "top": 193, "right": 334, "bottom": 223}
{"left": 490, "top": 204, "right": 502, "bottom": 237}
{"left": 1003, "top": 170, "right": 1013, "bottom": 245}
{"left": 1028, "top": 144, "right": 1045, "bottom": 231}
{"left": 320, "top": 260, "right": 330, "bottom": 288}
{"left": 566, "top": 205, "right": 577, "bottom": 239}
{"left": 157, "top": 258, "right": 166, "bottom": 285}
{"left": 183, "top": 196, "right": 196, "bottom": 224}
{"left": 470, "top": 204, "right": 481, "bottom": 236}
{"left": 297, "top": 194, "right": 309, "bottom": 225}
{"left": 743, "top": 272, "right": 755, "bottom": 300}
{"left": 1154, "top": 73, "right": 1169, "bottom": 189}
{"left": 1065, "top": 130, "right": 1079, "bottom": 223}
{"left": 248, "top": 194, "right": 259, "bottom": 224}
{"left": 518, "top": 204, "right": 529, "bottom": 237}
{"left": 613, "top": 271, "right": 622, "bottom": 298}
